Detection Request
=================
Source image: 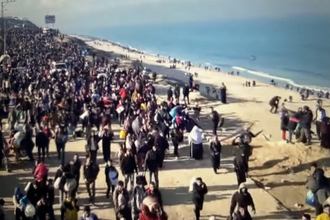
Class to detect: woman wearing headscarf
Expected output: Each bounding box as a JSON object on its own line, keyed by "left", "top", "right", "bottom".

{"left": 145, "top": 182, "right": 163, "bottom": 209}
{"left": 210, "top": 135, "right": 222, "bottom": 174}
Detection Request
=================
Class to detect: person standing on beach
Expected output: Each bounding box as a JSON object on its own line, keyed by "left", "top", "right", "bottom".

{"left": 167, "top": 87, "right": 173, "bottom": 101}
{"left": 314, "top": 105, "right": 327, "bottom": 140}
{"left": 145, "top": 146, "right": 160, "bottom": 188}
{"left": 299, "top": 106, "right": 313, "bottom": 145}
{"left": 233, "top": 152, "right": 248, "bottom": 187}
{"left": 183, "top": 83, "right": 190, "bottom": 105}
{"left": 174, "top": 84, "right": 180, "bottom": 100}
{"left": 229, "top": 183, "right": 255, "bottom": 220}
{"left": 210, "top": 135, "right": 222, "bottom": 174}
{"left": 209, "top": 107, "right": 220, "bottom": 135}
{"left": 269, "top": 96, "right": 281, "bottom": 114}
{"left": 192, "top": 177, "right": 208, "bottom": 220}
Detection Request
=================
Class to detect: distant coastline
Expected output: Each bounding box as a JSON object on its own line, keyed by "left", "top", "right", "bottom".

{"left": 71, "top": 33, "right": 330, "bottom": 93}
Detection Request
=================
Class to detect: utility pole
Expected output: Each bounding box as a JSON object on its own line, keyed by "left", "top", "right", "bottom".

{"left": 1, "top": 0, "right": 15, "bottom": 55}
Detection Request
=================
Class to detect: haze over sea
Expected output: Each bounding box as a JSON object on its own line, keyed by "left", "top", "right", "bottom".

{"left": 76, "top": 15, "right": 330, "bottom": 91}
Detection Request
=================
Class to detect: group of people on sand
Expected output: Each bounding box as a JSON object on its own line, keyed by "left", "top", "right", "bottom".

{"left": 2, "top": 26, "right": 329, "bottom": 220}
{"left": 0, "top": 26, "right": 262, "bottom": 220}
{"left": 268, "top": 95, "right": 329, "bottom": 147}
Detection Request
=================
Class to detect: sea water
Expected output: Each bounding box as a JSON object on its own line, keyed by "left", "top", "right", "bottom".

{"left": 77, "top": 15, "right": 330, "bottom": 91}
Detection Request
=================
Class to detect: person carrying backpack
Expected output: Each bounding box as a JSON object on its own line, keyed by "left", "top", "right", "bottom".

{"left": 81, "top": 205, "right": 99, "bottom": 220}
{"left": 105, "top": 160, "right": 119, "bottom": 198}
{"left": 60, "top": 192, "right": 79, "bottom": 220}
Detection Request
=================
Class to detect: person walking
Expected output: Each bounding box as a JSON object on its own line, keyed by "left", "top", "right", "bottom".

{"left": 233, "top": 152, "right": 248, "bottom": 187}
{"left": 209, "top": 107, "right": 220, "bottom": 135}
{"left": 314, "top": 105, "right": 327, "bottom": 140}
{"left": 87, "top": 130, "right": 101, "bottom": 163}
{"left": 174, "top": 84, "right": 180, "bottom": 100}
{"left": 102, "top": 128, "right": 112, "bottom": 163}
{"left": 120, "top": 148, "right": 138, "bottom": 192}
{"left": 192, "top": 177, "right": 208, "bottom": 220}
{"left": 183, "top": 83, "right": 190, "bottom": 104}
{"left": 299, "top": 106, "right": 313, "bottom": 145}
{"left": 83, "top": 157, "right": 100, "bottom": 204}
{"left": 70, "top": 155, "right": 81, "bottom": 195}
{"left": 113, "top": 181, "right": 131, "bottom": 220}
{"left": 132, "top": 176, "right": 146, "bottom": 220}
{"left": 36, "top": 129, "right": 49, "bottom": 162}
{"left": 229, "top": 183, "right": 255, "bottom": 220}
{"left": 210, "top": 135, "right": 222, "bottom": 174}
{"left": 145, "top": 146, "right": 160, "bottom": 188}
{"left": 105, "top": 160, "right": 119, "bottom": 198}
{"left": 167, "top": 87, "right": 173, "bottom": 101}
{"left": 55, "top": 125, "right": 69, "bottom": 165}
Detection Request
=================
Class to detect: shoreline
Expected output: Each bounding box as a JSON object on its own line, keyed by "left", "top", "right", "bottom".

{"left": 70, "top": 34, "right": 330, "bottom": 92}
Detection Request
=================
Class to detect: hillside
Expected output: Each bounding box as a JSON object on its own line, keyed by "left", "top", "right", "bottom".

{"left": 0, "top": 18, "right": 38, "bottom": 54}
{"left": 0, "top": 17, "right": 38, "bottom": 29}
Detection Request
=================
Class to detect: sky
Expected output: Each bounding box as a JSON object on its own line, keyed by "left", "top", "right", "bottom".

{"left": 6, "top": 0, "right": 330, "bottom": 33}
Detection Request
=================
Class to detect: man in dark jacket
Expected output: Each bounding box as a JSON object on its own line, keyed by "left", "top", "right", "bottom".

{"left": 145, "top": 146, "right": 160, "bottom": 188}
{"left": 55, "top": 125, "right": 68, "bottom": 165}
{"left": 87, "top": 131, "right": 101, "bottom": 163}
{"left": 102, "top": 128, "right": 112, "bottom": 163}
{"left": 299, "top": 106, "right": 313, "bottom": 145}
{"left": 306, "top": 164, "right": 330, "bottom": 215}
{"left": 36, "top": 130, "right": 49, "bottom": 162}
{"left": 183, "top": 83, "right": 190, "bottom": 105}
{"left": 230, "top": 183, "right": 255, "bottom": 220}
{"left": 120, "top": 149, "right": 138, "bottom": 191}
{"left": 174, "top": 84, "right": 180, "bottom": 100}
{"left": 233, "top": 153, "right": 249, "bottom": 187}
{"left": 83, "top": 157, "right": 100, "bottom": 204}
{"left": 209, "top": 107, "right": 220, "bottom": 135}
{"left": 167, "top": 87, "right": 173, "bottom": 101}
{"left": 113, "top": 181, "right": 130, "bottom": 220}
{"left": 269, "top": 96, "right": 281, "bottom": 113}
{"left": 70, "top": 154, "right": 81, "bottom": 195}
{"left": 192, "top": 177, "right": 208, "bottom": 220}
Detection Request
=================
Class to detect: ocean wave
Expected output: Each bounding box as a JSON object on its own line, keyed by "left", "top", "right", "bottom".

{"left": 233, "top": 66, "right": 329, "bottom": 91}
{"left": 232, "top": 66, "right": 248, "bottom": 71}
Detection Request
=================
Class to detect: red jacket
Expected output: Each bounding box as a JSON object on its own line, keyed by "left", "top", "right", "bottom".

{"left": 139, "top": 205, "right": 167, "bottom": 220}
{"left": 34, "top": 163, "right": 48, "bottom": 179}
{"left": 120, "top": 88, "right": 127, "bottom": 99}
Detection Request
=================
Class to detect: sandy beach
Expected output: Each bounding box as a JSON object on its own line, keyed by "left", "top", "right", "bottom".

{"left": 84, "top": 38, "right": 330, "bottom": 216}
{"left": 0, "top": 34, "right": 329, "bottom": 220}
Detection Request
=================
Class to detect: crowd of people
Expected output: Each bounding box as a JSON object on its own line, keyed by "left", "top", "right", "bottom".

{"left": 268, "top": 95, "right": 330, "bottom": 148}
{"left": 0, "top": 26, "right": 256, "bottom": 220}
{"left": 0, "top": 26, "right": 329, "bottom": 220}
